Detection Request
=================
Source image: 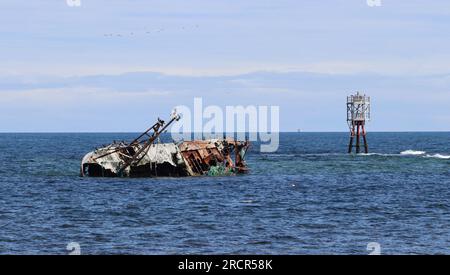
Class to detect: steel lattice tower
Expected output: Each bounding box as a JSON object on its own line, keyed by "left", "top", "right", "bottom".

{"left": 347, "top": 92, "right": 370, "bottom": 154}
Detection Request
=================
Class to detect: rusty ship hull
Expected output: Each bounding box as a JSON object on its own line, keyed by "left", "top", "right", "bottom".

{"left": 80, "top": 114, "right": 249, "bottom": 178}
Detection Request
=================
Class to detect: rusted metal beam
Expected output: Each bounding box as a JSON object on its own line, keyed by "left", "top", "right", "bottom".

{"left": 116, "top": 114, "right": 180, "bottom": 175}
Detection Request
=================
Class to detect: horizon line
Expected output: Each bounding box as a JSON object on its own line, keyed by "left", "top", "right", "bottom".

{"left": 1, "top": 131, "right": 450, "bottom": 134}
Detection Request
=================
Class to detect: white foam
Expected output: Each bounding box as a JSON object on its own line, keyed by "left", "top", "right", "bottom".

{"left": 425, "top": 154, "right": 450, "bottom": 159}
{"left": 400, "top": 150, "right": 426, "bottom": 156}
{"left": 356, "top": 150, "right": 449, "bottom": 160}
{"left": 360, "top": 153, "right": 397, "bottom": 157}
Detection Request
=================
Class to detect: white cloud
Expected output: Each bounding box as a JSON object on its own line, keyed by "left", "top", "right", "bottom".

{"left": 0, "top": 87, "right": 171, "bottom": 105}
{"left": 4, "top": 55, "right": 450, "bottom": 78}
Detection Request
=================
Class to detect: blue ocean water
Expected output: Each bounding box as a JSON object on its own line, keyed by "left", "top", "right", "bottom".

{"left": 1, "top": 132, "right": 450, "bottom": 255}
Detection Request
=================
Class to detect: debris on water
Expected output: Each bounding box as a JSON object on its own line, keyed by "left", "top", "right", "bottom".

{"left": 207, "top": 165, "right": 234, "bottom": 177}
{"left": 80, "top": 112, "right": 250, "bottom": 178}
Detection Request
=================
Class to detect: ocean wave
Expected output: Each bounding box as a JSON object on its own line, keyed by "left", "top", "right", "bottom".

{"left": 425, "top": 154, "right": 450, "bottom": 159}
{"left": 360, "top": 153, "right": 397, "bottom": 157}
{"left": 400, "top": 150, "right": 450, "bottom": 159}
{"left": 400, "top": 150, "right": 426, "bottom": 156}
{"left": 260, "top": 151, "right": 450, "bottom": 160}
{"left": 361, "top": 150, "right": 450, "bottom": 160}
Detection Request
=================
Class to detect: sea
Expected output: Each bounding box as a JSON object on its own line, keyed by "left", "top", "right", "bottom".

{"left": 1, "top": 132, "right": 450, "bottom": 255}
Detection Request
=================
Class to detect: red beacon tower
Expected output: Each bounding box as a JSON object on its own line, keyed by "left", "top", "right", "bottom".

{"left": 347, "top": 92, "right": 370, "bottom": 154}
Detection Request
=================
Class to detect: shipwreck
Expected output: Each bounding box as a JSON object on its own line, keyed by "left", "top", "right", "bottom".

{"left": 80, "top": 113, "right": 250, "bottom": 177}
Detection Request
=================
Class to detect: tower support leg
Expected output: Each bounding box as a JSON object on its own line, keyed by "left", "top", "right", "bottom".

{"left": 362, "top": 125, "right": 369, "bottom": 153}
{"left": 355, "top": 124, "right": 361, "bottom": 154}
{"left": 348, "top": 126, "right": 355, "bottom": 153}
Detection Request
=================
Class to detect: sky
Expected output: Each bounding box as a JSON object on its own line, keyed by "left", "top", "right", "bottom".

{"left": 1, "top": 0, "right": 450, "bottom": 132}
